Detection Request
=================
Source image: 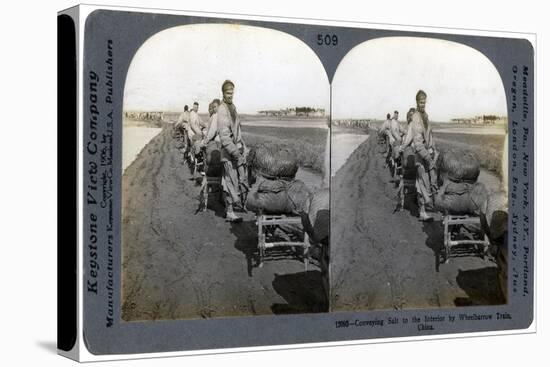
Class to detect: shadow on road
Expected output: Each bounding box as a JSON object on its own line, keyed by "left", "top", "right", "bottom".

{"left": 422, "top": 220, "right": 445, "bottom": 272}
{"left": 454, "top": 267, "right": 504, "bottom": 306}
{"left": 229, "top": 219, "right": 259, "bottom": 277}
{"left": 400, "top": 193, "right": 419, "bottom": 217}
{"left": 271, "top": 271, "right": 328, "bottom": 314}
{"left": 195, "top": 182, "right": 226, "bottom": 218}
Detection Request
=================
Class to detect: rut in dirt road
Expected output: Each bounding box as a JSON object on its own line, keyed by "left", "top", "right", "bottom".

{"left": 121, "top": 127, "right": 326, "bottom": 321}
{"left": 330, "top": 136, "right": 502, "bottom": 311}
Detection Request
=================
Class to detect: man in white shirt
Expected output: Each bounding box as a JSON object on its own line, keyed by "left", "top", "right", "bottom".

{"left": 175, "top": 105, "right": 190, "bottom": 152}
{"left": 188, "top": 101, "right": 204, "bottom": 139}
{"left": 203, "top": 99, "right": 221, "bottom": 145}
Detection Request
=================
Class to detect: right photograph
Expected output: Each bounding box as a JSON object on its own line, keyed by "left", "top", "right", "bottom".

{"left": 330, "top": 37, "right": 509, "bottom": 311}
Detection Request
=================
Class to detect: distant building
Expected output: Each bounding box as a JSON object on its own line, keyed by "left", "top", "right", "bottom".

{"left": 124, "top": 111, "right": 165, "bottom": 122}
{"left": 332, "top": 119, "right": 372, "bottom": 129}
{"left": 258, "top": 106, "right": 325, "bottom": 117}
{"left": 451, "top": 115, "right": 507, "bottom": 125}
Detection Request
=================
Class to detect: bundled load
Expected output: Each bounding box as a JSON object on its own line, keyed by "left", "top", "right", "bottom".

{"left": 434, "top": 180, "right": 488, "bottom": 216}
{"left": 246, "top": 176, "right": 311, "bottom": 215}
{"left": 302, "top": 188, "right": 329, "bottom": 245}
{"left": 249, "top": 145, "right": 299, "bottom": 179}
{"left": 482, "top": 191, "right": 508, "bottom": 243}
{"left": 433, "top": 148, "right": 487, "bottom": 217}
{"left": 436, "top": 148, "right": 481, "bottom": 183}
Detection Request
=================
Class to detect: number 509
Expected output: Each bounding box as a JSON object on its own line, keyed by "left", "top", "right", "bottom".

{"left": 317, "top": 34, "right": 338, "bottom": 46}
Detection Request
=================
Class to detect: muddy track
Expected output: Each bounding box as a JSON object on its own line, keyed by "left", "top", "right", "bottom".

{"left": 121, "top": 127, "right": 326, "bottom": 320}
{"left": 330, "top": 137, "right": 503, "bottom": 311}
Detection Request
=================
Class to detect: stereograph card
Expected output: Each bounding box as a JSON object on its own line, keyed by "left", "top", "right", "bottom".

{"left": 57, "top": 4, "right": 535, "bottom": 362}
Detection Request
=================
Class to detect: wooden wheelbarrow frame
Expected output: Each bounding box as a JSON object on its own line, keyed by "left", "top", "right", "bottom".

{"left": 442, "top": 214, "right": 490, "bottom": 264}
{"left": 256, "top": 214, "right": 310, "bottom": 271}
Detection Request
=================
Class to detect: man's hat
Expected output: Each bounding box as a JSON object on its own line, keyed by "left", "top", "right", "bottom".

{"left": 416, "top": 89, "right": 427, "bottom": 101}
{"left": 222, "top": 79, "right": 235, "bottom": 92}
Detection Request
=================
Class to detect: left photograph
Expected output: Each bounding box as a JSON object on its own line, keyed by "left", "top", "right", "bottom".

{"left": 122, "top": 23, "right": 330, "bottom": 320}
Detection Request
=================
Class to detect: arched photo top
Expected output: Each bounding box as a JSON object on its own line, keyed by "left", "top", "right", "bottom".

{"left": 123, "top": 23, "right": 329, "bottom": 114}
{"left": 332, "top": 36, "right": 507, "bottom": 122}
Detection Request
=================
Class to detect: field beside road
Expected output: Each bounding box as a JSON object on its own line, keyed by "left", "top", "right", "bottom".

{"left": 243, "top": 125, "right": 328, "bottom": 175}
{"left": 435, "top": 132, "right": 506, "bottom": 178}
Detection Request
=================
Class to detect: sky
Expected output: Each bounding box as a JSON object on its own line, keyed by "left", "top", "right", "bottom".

{"left": 332, "top": 37, "right": 508, "bottom": 122}
{"left": 123, "top": 24, "right": 330, "bottom": 113}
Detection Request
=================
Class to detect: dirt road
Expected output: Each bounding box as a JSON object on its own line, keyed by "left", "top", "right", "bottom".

{"left": 122, "top": 127, "right": 326, "bottom": 321}
{"left": 330, "top": 136, "right": 503, "bottom": 311}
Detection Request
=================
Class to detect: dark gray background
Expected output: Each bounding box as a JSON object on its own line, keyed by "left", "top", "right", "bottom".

{"left": 81, "top": 8, "right": 534, "bottom": 355}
